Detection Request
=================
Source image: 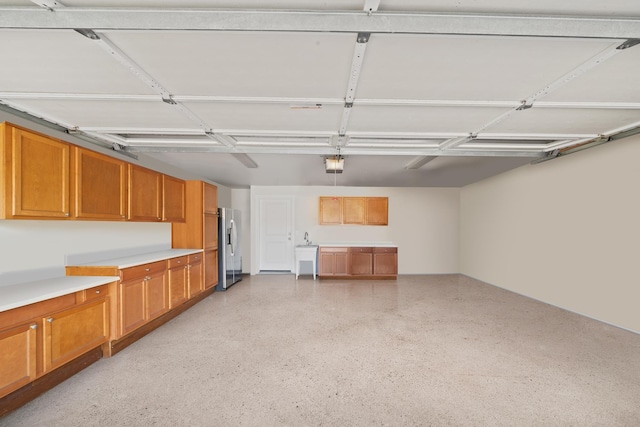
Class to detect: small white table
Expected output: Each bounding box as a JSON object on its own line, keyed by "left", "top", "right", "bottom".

{"left": 295, "top": 245, "right": 318, "bottom": 280}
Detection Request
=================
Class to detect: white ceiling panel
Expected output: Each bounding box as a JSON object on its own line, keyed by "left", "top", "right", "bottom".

{"left": 11, "top": 99, "right": 197, "bottom": 129}
{"left": 486, "top": 107, "right": 640, "bottom": 135}
{"left": 104, "top": 31, "right": 356, "bottom": 98}
{"left": 0, "top": 1, "right": 31, "bottom": 5}
{"left": 348, "top": 105, "right": 512, "bottom": 134}
{"left": 379, "top": 0, "right": 640, "bottom": 17}
{"left": 0, "top": 30, "right": 155, "bottom": 95}
{"left": 356, "top": 34, "right": 618, "bottom": 101}
{"left": 60, "top": 0, "right": 364, "bottom": 9}
{"left": 541, "top": 46, "right": 640, "bottom": 103}
{"left": 184, "top": 102, "right": 344, "bottom": 133}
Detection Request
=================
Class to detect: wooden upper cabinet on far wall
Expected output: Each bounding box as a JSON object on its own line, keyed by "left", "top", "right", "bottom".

{"left": 162, "top": 175, "right": 186, "bottom": 222}
{"left": 1, "top": 122, "right": 70, "bottom": 219}
{"left": 128, "top": 164, "right": 162, "bottom": 221}
{"left": 343, "top": 197, "right": 366, "bottom": 224}
{"left": 366, "top": 197, "right": 389, "bottom": 226}
{"left": 319, "top": 196, "right": 342, "bottom": 225}
{"left": 204, "top": 182, "right": 218, "bottom": 214}
{"left": 72, "top": 147, "right": 127, "bottom": 220}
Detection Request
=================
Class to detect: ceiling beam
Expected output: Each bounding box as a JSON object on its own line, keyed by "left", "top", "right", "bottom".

{"left": 1, "top": 8, "right": 640, "bottom": 39}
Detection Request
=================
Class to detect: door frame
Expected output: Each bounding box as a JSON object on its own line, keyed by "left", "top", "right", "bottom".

{"left": 251, "top": 195, "right": 295, "bottom": 275}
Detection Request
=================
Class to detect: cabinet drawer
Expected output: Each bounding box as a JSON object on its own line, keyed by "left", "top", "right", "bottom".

{"left": 374, "top": 247, "right": 397, "bottom": 254}
{"left": 350, "top": 247, "right": 373, "bottom": 253}
{"left": 121, "top": 261, "right": 166, "bottom": 282}
{"left": 319, "top": 247, "right": 348, "bottom": 253}
{"left": 188, "top": 253, "right": 202, "bottom": 264}
{"left": 84, "top": 284, "right": 109, "bottom": 302}
{"left": 168, "top": 256, "right": 188, "bottom": 269}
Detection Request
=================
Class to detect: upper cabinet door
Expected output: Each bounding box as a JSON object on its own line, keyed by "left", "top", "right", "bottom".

{"left": 366, "top": 197, "right": 389, "bottom": 226}
{"left": 72, "top": 147, "right": 126, "bottom": 220}
{"left": 3, "top": 125, "right": 70, "bottom": 219}
{"left": 162, "top": 175, "right": 186, "bottom": 222}
{"left": 203, "top": 182, "right": 218, "bottom": 214}
{"left": 128, "top": 165, "right": 162, "bottom": 221}
{"left": 343, "top": 197, "right": 366, "bottom": 224}
{"left": 319, "top": 197, "right": 342, "bottom": 225}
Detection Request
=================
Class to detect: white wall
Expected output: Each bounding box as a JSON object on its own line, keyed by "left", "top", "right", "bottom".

{"left": 460, "top": 135, "right": 640, "bottom": 333}
{"left": 0, "top": 220, "right": 171, "bottom": 275}
{"left": 249, "top": 186, "right": 460, "bottom": 275}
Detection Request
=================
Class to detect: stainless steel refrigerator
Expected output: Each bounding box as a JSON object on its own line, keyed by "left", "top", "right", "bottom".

{"left": 217, "top": 208, "right": 242, "bottom": 291}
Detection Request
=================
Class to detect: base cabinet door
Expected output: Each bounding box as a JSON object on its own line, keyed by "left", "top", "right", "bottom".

{"left": 349, "top": 248, "right": 373, "bottom": 275}
{"left": 0, "top": 322, "right": 37, "bottom": 398}
{"left": 319, "top": 248, "right": 348, "bottom": 276}
{"left": 145, "top": 271, "right": 168, "bottom": 321}
{"left": 204, "top": 249, "right": 218, "bottom": 289}
{"left": 168, "top": 257, "right": 188, "bottom": 309}
{"left": 188, "top": 253, "right": 203, "bottom": 298}
{"left": 120, "top": 279, "right": 146, "bottom": 336}
{"left": 373, "top": 247, "right": 398, "bottom": 276}
{"left": 43, "top": 299, "right": 108, "bottom": 372}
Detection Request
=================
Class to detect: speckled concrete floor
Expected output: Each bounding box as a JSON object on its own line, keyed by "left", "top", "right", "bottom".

{"left": 3, "top": 274, "right": 640, "bottom": 426}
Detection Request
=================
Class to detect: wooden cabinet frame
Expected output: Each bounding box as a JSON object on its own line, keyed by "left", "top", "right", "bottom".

{"left": 319, "top": 196, "right": 388, "bottom": 226}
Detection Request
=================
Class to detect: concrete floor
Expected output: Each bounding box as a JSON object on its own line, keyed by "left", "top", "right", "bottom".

{"left": 3, "top": 274, "right": 640, "bottom": 426}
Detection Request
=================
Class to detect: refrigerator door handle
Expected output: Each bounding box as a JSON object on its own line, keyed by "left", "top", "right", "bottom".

{"left": 229, "top": 219, "right": 236, "bottom": 256}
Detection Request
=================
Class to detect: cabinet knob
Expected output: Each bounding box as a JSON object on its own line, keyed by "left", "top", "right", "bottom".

{"left": 95, "top": 290, "right": 101, "bottom": 294}
{"left": 47, "top": 317, "right": 53, "bottom": 323}
{"left": 65, "top": 212, "right": 70, "bottom": 217}
{"left": 122, "top": 215, "right": 126, "bottom": 219}
{"left": 30, "top": 324, "right": 38, "bottom": 330}
{"left": 144, "top": 275, "right": 151, "bottom": 281}
{"left": 145, "top": 268, "right": 150, "bottom": 271}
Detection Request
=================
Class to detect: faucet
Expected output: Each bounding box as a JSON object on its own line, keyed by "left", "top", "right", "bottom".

{"left": 304, "top": 232, "right": 310, "bottom": 245}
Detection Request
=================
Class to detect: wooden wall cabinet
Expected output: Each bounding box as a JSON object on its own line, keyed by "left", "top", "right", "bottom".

{"left": 319, "top": 196, "right": 388, "bottom": 226}
{"left": 1, "top": 122, "right": 70, "bottom": 219}
{"left": 318, "top": 247, "right": 349, "bottom": 276}
{"left": 319, "top": 197, "right": 342, "bottom": 225}
{"left": 343, "top": 197, "right": 366, "bottom": 225}
{"left": 72, "top": 147, "right": 127, "bottom": 220}
{"left": 162, "top": 175, "right": 186, "bottom": 223}
{"left": 172, "top": 181, "right": 219, "bottom": 289}
{"left": 128, "top": 165, "right": 162, "bottom": 222}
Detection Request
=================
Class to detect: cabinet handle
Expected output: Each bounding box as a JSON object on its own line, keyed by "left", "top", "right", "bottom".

{"left": 122, "top": 215, "right": 126, "bottom": 219}
{"left": 144, "top": 275, "right": 151, "bottom": 281}
{"left": 95, "top": 290, "right": 101, "bottom": 294}
{"left": 145, "top": 268, "right": 150, "bottom": 271}
{"left": 30, "top": 324, "right": 37, "bottom": 330}
{"left": 47, "top": 317, "right": 53, "bottom": 323}
{"left": 177, "top": 260, "right": 181, "bottom": 264}
{"left": 64, "top": 212, "right": 70, "bottom": 217}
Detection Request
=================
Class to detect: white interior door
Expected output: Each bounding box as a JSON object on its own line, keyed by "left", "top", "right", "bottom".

{"left": 258, "top": 197, "right": 294, "bottom": 271}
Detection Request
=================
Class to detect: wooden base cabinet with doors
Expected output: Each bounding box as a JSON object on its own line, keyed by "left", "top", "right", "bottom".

{"left": 0, "top": 283, "right": 111, "bottom": 412}
{"left": 319, "top": 246, "right": 397, "bottom": 279}
{"left": 172, "top": 181, "right": 219, "bottom": 290}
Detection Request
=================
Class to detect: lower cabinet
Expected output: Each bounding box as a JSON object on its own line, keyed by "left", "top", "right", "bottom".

{"left": 319, "top": 247, "right": 349, "bottom": 276}
{"left": 168, "top": 256, "right": 188, "bottom": 309}
{"left": 187, "top": 253, "right": 203, "bottom": 298}
{"left": 0, "top": 322, "right": 37, "bottom": 398}
{"left": 119, "top": 261, "right": 168, "bottom": 336}
{"left": 319, "top": 246, "right": 397, "bottom": 279}
{"left": 43, "top": 298, "right": 109, "bottom": 372}
{"left": 204, "top": 249, "right": 218, "bottom": 289}
{"left": 0, "top": 290, "right": 111, "bottom": 399}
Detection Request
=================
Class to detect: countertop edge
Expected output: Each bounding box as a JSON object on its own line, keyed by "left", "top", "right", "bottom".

{"left": 68, "top": 248, "right": 204, "bottom": 269}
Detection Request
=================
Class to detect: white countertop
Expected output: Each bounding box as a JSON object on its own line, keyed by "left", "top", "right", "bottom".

{"left": 0, "top": 275, "right": 119, "bottom": 313}
{"left": 1, "top": 248, "right": 203, "bottom": 313}
{"left": 318, "top": 242, "right": 397, "bottom": 248}
{"left": 69, "top": 248, "right": 203, "bottom": 269}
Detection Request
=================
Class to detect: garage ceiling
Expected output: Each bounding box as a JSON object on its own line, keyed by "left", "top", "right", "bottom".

{"left": 1, "top": 1, "right": 639, "bottom": 188}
